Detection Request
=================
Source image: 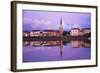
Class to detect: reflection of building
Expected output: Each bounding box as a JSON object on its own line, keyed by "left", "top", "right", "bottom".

{"left": 30, "top": 41, "right": 42, "bottom": 46}
{"left": 24, "top": 40, "right": 64, "bottom": 57}
{"left": 70, "top": 40, "right": 90, "bottom": 48}
{"left": 23, "top": 31, "right": 30, "bottom": 37}
{"left": 23, "top": 41, "right": 30, "bottom": 46}
{"left": 84, "top": 42, "right": 90, "bottom": 48}
{"left": 30, "top": 40, "right": 62, "bottom": 46}
{"left": 24, "top": 40, "right": 90, "bottom": 48}
{"left": 70, "top": 28, "right": 90, "bottom": 36}
{"left": 71, "top": 41, "right": 84, "bottom": 48}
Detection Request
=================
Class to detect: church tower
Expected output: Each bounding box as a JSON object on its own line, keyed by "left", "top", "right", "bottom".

{"left": 59, "top": 17, "right": 64, "bottom": 36}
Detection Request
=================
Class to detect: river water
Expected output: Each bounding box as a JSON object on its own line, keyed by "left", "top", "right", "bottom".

{"left": 23, "top": 40, "right": 91, "bottom": 62}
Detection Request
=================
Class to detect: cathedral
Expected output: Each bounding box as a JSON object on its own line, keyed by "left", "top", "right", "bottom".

{"left": 59, "top": 18, "right": 64, "bottom": 36}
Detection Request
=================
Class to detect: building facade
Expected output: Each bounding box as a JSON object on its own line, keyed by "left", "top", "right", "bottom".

{"left": 27, "top": 18, "right": 64, "bottom": 37}
{"left": 70, "top": 28, "right": 80, "bottom": 36}
{"left": 70, "top": 28, "right": 91, "bottom": 36}
{"left": 83, "top": 28, "right": 91, "bottom": 34}
{"left": 23, "top": 31, "right": 30, "bottom": 37}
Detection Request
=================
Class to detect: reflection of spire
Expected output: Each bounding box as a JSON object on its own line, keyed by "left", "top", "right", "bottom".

{"left": 59, "top": 41, "right": 63, "bottom": 57}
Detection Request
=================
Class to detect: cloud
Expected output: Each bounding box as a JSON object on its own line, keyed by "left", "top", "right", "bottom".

{"left": 23, "top": 18, "right": 68, "bottom": 30}
{"left": 33, "top": 19, "right": 41, "bottom": 26}
{"left": 72, "top": 24, "right": 81, "bottom": 28}
{"left": 34, "top": 19, "right": 52, "bottom": 25}
{"left": 31, "top": 19, "right": 53, "bottom": 30}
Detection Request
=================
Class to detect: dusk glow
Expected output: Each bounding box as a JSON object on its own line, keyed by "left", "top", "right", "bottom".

{"left": 23, "top": 10, "right": 91, "bottom": 62}
{"left": 23, "top": 10, "right": 91, "bottom": 31}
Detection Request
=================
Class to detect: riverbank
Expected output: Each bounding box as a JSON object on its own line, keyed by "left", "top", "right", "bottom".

{"left": 23, "top": 36, "right": 90, "bottom": 41}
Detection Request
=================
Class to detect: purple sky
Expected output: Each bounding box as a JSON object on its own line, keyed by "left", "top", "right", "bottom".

{"left": 23, "top": 10, "right": 91, "bottom": 31}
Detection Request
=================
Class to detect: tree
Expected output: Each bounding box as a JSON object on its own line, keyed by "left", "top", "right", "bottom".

{"left": 63, "top": 31, "right": 67, "bottom": 36}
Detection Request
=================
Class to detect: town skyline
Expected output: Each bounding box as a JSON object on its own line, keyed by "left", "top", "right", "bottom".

{"left": 23, "top": 10, "right": 91, "bottom": 31}
{"left": 23, "top": 10, "right": 91, "bottom": 62}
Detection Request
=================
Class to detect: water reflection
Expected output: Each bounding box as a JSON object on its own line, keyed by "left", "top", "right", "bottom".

{"left": 23, "top": 39, "right": 91, "bottom": 62}
{"left": 70, "top": 40, "right": 90, "bottom": 48}
{"left": 23, "top": 40, "right": 90, "bottom": 48}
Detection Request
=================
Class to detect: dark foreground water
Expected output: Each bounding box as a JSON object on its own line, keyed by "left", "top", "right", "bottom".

{"left": 23, "top": 40, "right": 91, "bottom": 62}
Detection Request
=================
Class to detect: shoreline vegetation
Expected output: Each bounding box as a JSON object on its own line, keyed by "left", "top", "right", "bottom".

{"left": 23, "top": 35, "right": 90, "bottom": 41}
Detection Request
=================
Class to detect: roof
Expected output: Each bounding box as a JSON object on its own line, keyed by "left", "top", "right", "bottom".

{"left": 44, "top": 30, "right": 59, "bottom": 32}
{"left": 71, "top": 28, "right": 80, "bottom": 30}
{"left": 32, "top": 30, "right": 40, "bottom": 31}
{"left": 83, "top": 28, "right": 91, "bottom": 30}
{"left": 23, "top": 31, "right": 30, "bottom": 33}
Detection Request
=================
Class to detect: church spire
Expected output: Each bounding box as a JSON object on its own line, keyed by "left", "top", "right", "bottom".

{"left": 59, "top": 17, "right": 64, "bottom": 36}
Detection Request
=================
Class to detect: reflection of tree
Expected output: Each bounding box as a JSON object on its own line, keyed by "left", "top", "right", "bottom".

{"left": 61, "top": 36, "right": 69, "bottom": 45}
{"left": 63, "top": 40, "right": 68, "bottom": 45}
